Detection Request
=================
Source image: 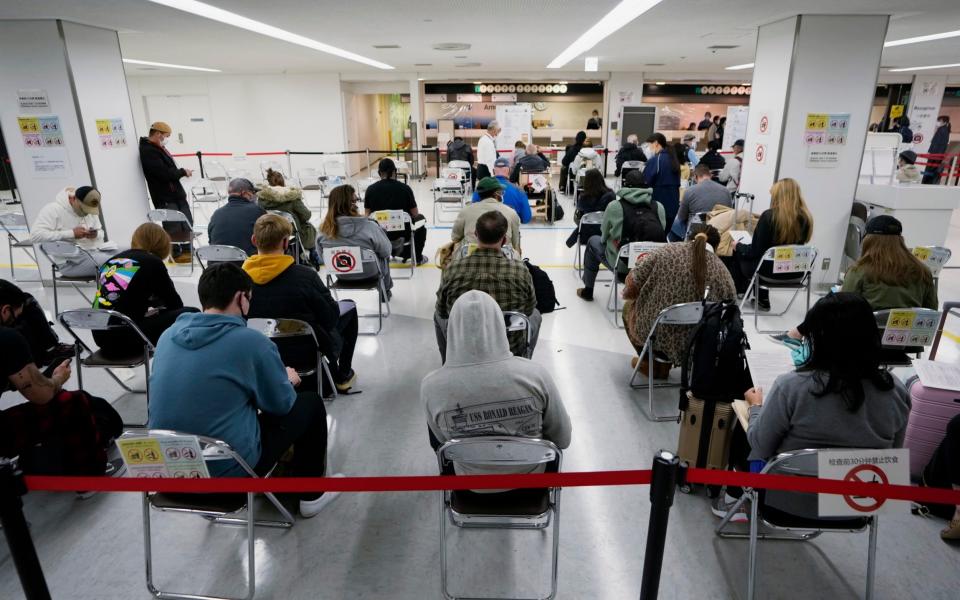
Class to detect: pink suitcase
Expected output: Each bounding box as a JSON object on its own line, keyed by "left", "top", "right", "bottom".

{"left": 904, "top": 375, "right": 960, "bottom": 478}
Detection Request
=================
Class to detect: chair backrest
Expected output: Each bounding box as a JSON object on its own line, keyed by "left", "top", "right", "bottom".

{"left": 520, "top": 172, "right": 549, "bottom": 192}
{"left": 435, "top": 177, "right": 463, "bottom": 192}
{"left": 356, "top": 176, "right": 378, "bottom": 193}
{"left": 322, "top": 245, "right": 371, "bottom": 277}
{"left": 622, "top": 160, "right": 644, "bottom": 170}
{"left": 448, "top": 160, "right": 471, "bottom": 171}
{"left": 116, "top": 429, "right": 255, "bottom": 479}
{"left": 267, "top": 209, "right": 299, "bottom": 233}
{"left": 652, "top": 301, "right": 707, "bottom": 327}
{"left": 874, "top": 308, "right": 940, "bottom": 347}
{"left": 39, "top": 241, "right": 94, "bottom": 269}
{"left": 761, "top": 245, "right": 818, "bottom": 274}
{"left": 260, "top": 160, "right": 285, "bottom": 178}
{"left": 190, "top": 179, "right": 221, "bottom": 195}
{"left": 247, "top": 318, "right": 319, "bottom": 376}
{"left": 579, "top": 211, "right": 604, "bottom": 226}
{"left": 760, "top": 449, "right": 869, "bottom": 524}
{"left": 227, "top": 168, "right": 255, "bottom": 181}
{"left": 297, "top": 168, "right": 322, "bottom": 190}
{"left": 844, "top": 215, "right": 866, "bottom": 261}
{"left": 205, "top": 161, "right": 228, "bottom": 181}
{"left": 58, "top": 308, "right": 154, "bottom": 350}
{"left": 440, "top": 167, "right": 463, "bottom": 181}
{"left": 195, "top": 245, "right": 248, "bottom": 266}
{"left": 394, "top": 160, "right": 410, "bottom": 172}
{"left": 370, "top": 210, "right": 411, "bottom": 232}
{"left": 437, "top": 437, "right": 560, "bottom": 475}
{"left": 323, "top": 160, "right": 347, "bottom": 178}
{"left": 619, "top": 241, "right": 666, "bottom": 267}
{"left": 0, "top": 212, "right": 28, "bottom": 231}
{"left": 147, "top": 208, "right": 192, "bottom": 226}
{"left": 456, "top": 243, "right": 518, "bottom": 261}
{"left": 912, "top": 246, "right": 951, "bottom": 277}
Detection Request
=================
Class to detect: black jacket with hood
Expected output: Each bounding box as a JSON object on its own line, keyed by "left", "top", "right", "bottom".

{"left": 447, "top": 139, "right": 475, "bottom": 165}
{"left": 614, "top": 143, "right": 647, "bottom": 176}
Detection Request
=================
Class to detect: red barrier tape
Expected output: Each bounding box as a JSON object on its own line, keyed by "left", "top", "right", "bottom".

{"left": 23, "top": 468, "right": 960, "bottom": 504}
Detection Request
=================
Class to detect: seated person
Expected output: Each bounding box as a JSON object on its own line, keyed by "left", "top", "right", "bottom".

{"left": 570, "top": 138, "right": 601, "bottom": 174}
{"left": 148, "top": 263, "right": 338, "bottom": 518}
{"left": 423, "top": 289, "right": 572, "bottom": 472}
{"left": 896, "top": 150, "right": 922, "bottom": 184}
{"left": 93, "top": 223, "right": 198, "bottom": 358}
{"left": 576, "top": 170, "right": 666, "bottom": 301}
{"left": 456, "top": 177, "right": 522, "bottom": 252}
{"left": 509, "top": 143, "right": 550, "bottom": 183}
{"left": 207, "top": 178, "right": 266, "bottom": 257}
{"left": 698, "top": 139, "right": 726, "bottom": 176}
{"left": 363, "top": 158, "right": 428, "bottom": 265}
{"left": 257, "top": 168, "right": 319, "bottom": 265}
{"left": 720, "top": 177, "right": 813, "bottom": 311}
{"left": 318, "top": 184, "right": 393, "bottom": 297}
{"left": 244, "top": 214, "right": 358, "bottom": 392}
{"left": 436, "top": 211, "right": 538, "bottom": 360}
{"left": 670, "top": 163, "right": 734, "bottom": 241}
{"left": 565, "top": 168, "right": 615, "bottom": 247}
{"left": 614, "top": 134, "right": 647, "bottom": 177}
{"left": 716, "top": 292, "right": 910, "bottom": 519}
{"left": 622, "top": 224, "right": 736, "bottom": 378}
{"left": 559, "top": 130, "right": 587, "bottom": 191}
{"left": 446, "top": 136, "right": 475, "bottom": 172}
{"left": 30, "top": 186, "right": 113, "bottom": 277}
{"left": 2, "top": 280, "right": 74, "bottom": 376}
{"left": 471, "top": 158, "right": 531, "bottom": 224}
{"left": 922, "top": 414, "right": 960, "bottom": 541}
{"left": 1, "top": 282, "right": 121, "bottom": 476}
{"left": 509, "top": 139, "right": 526, "bottom": 168}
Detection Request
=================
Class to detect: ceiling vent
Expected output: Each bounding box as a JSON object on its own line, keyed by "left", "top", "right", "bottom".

{"left": 372, "top": 44, "right": 400, "bottom": 49}
{"left": 707, "top": 45, "right": 739, "bottom": 50}
{"left": 644, "top": 63, "right": 665, "bottom": 66}
{"left": 455, "top": 62, "right": 482, "bottom": 68}
{"left": 414, "top": 63, "right": 432, "bottom": 67}
{"left": 137, "top": 67, "right": 160, "bottom": 71}
{"left": 433, "top": 43, "right": 471, "bottom": 51}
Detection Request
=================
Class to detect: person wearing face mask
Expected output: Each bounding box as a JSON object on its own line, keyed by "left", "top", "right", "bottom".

{"left": 923, "top": 115, "right": 952, "bottom": 185}
{"left": 139, "top": 121, "right": 194, "bottom": 263}
{"left": 614, "top": 133, "right": 648, "bottom": 177}
{"left": 681, "top": 133, "right": 700, "bottom": 167}
{"left": 148, "top": 263, "right": 341, "bottom": 518}
{"left": 642, "top": 132, "right": 682, "bottom": 234}
{"left": 207, "top": 178, "right": 267, "bottom": 256}
{"left": 30, "top": 186, "right": 117, "bottom": 277}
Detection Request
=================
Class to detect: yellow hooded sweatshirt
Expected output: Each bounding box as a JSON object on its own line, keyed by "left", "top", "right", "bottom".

{"left": 242, "top": 254, "right": 294, "bottom": 285}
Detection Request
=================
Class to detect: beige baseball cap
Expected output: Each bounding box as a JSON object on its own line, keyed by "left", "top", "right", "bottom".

{"left": 150, "top": 121, "right": 172, "bottom": 134}
{"left": 74, "top": 186, "right": 101, "bottom": 215}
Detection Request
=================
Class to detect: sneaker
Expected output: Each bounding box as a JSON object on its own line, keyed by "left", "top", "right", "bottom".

{"left": 299, "top": 473, "right": 345, "bottom": 518}
{"left": 711, "top": 492, "right": 749, "bottom": 523}
{"left": 576, "top": 288, "right": 594, "bottom": 301}
{"left": 769, "top": 332, "right": 802, "bottom": 348}
{"left": 335, "top": 370, "right": 357, "bottom": 392}
{"left": 417, "top": 255, "right": 430, "bottom": 266}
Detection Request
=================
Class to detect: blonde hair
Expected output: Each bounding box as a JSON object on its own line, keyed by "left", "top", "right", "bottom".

{"left": 320, "top": 185, "right": 358, "bottom": 239}
{"left": 252, "top": 214, "right": 292, "bottom": 251}
{"left": 131, "top": 223, "right": 171, "bottom": 260}
{"left": 687, "top": 223, "right": 721, "bottom": 297}
{"left": 770, "top": 178, "right": 813, "bottom": 245}
{"left": 854, "top": 234, "right": 933, "bottom": 287}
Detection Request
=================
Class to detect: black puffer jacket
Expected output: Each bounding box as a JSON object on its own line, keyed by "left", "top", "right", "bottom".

{"left": 447, "top": 139, "right": 475, "bottom": 165}
{"left": 615, "top": 142, "right": 647, "bottom": 176}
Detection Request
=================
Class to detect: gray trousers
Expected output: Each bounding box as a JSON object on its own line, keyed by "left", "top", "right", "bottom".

{"left": 581, "top": 235, "right": 611, "bottom": 289}
{"left": 434, "top": 309, "right": 542, "bottom": 362}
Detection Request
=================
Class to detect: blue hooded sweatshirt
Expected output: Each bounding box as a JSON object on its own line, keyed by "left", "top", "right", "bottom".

{"left": 148, "top": 312, "right": 296, "bottom": 476}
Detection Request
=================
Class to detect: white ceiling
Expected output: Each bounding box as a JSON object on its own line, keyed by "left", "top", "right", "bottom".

{"left": 1, "top": 0, "right": 959, "bottom": 79}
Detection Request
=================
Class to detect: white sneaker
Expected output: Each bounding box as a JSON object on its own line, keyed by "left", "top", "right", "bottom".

{"left": 711, "top": 492, "right": 749, "bottom": 523}
{"left": 299, "top": 473, "right": 344, "bottom": 518}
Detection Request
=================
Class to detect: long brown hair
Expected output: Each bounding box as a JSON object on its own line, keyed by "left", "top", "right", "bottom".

{"left": 770, "top": 178, "right": 813, "bottom": 244}
{"left": 265, "top": 168, "right": 285, "bottom": 187}
{"left": 854, "top": 234, "right": 933, "bottom": 287}
{"left": 320, "top": 184, "right": 358, "bottom": 239}
{"left": 687, "top": 223, "right": 721, "bottom": 297}
{"left": 131, "top": 222, "right": 171, "bottom": 260}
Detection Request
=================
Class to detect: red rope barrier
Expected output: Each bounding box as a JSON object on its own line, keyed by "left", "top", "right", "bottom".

{"left": 23, "top": 468, "right": 960, "bottom": 504}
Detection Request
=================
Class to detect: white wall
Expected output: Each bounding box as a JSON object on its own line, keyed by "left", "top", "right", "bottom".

{"left": 604, "top": 72, "right": 645, "bottom": 175}
{"left": 126, "top": 73, "right": 346, "bottom": 154}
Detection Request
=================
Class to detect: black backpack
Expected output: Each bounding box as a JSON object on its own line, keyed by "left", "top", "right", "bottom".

{"left": 679, "top": 301, "right": 753, "bottom": 410}
{"left": 619, "top": 198, "right": 666, "bottom": 247}
{"left": 524, "top": 259, "right": 560, "bottom": 314}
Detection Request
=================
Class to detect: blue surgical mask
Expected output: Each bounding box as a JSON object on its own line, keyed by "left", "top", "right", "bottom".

{"left": 791, "top": 339, "right": 810, "bottom": 367}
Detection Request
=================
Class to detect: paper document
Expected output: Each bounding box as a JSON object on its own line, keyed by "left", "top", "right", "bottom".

{"left": 913, "top": 359, "right": 960, "bottom": 392}
{"left": 729, "top": 230, "right": 752, "bottom": 244}
{"left": 732, "top": 399, "right": 751, "bottom": 431}
{"left": 97, "top": 241, "right": 119, "bottom": 251}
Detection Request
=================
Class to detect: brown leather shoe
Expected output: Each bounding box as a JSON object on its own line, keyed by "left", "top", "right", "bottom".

{"left": 942, "top": 519, "right": 960, "bottom": 542}
{"left": 173, "top": 251, "right": 193, "bottom": 264}
{"left": 637, "top": 354, "right": 672, "bottom": 379}
{"left": 576, "top": 288, "right": 594, "bottom": 301}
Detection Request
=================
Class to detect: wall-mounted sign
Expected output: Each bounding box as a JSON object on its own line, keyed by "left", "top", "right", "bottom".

{"left": 424, "top": 94, "right": 448, "bottom": 103}
{"left": 491, "top": 93, "right": 518, "bottom": 103}
{"left": 17, "top": 89, "right": 50, "bottom": 110}
{"left": 95, "top": 118, "right": 127, "bottom": 149}
{"left": 456, "top": 93, "right": 482, "bottom": 103}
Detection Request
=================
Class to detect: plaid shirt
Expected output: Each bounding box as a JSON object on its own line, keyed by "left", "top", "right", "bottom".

{"left": 436, "top": 248, "right": 536, "bottom": 355}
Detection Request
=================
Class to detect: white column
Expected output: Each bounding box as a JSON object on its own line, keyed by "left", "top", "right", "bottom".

{"left": 0, "top": 20, "right": 149, "bottom": 249}
{"left": 604, "top": 73, "right": 645, "bottom": 175}
{"left": 739, "top": 14, "right": 889, "bottom": 284}
{"left": 907, "top": 75, "right": 948, "bottom": 153}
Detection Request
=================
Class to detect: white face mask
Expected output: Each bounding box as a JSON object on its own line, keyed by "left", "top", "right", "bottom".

{"left": 642, "top": 144, "right": 654, "bottom": 159}
{"left": 937, "top": 121, "right": 946, "bottom": 127}
{"left": 161, "top": 136, "right": 170, "bottom": 147}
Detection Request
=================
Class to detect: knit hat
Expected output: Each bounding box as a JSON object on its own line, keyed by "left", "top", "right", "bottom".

{"left": 475, "top": 177, "right": 505, "bottom": 194}
{"left": 865, "top": 215, "right": 902, "bottom": 236}
{"left": 149, "top": 121, "right": 172, "bottom": 134}
{"left": 74, "top": 186, "right": 101, "bottom": 215}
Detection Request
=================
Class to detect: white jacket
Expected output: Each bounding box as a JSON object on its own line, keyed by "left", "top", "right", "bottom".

{"left": 30, "top": 188, "right": 103, "bottom": 249}
{"left": 477, "top": 133, "right": 498, "bottom": 174}
{"left": 571, "top": 147, "right": 601, "bottom": 174}
{"left": 719, "top": 153, "right": 742, "bottom": 192}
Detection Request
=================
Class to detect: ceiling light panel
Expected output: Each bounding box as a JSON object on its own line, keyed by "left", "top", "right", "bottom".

{"left": 888, "top": 62, "right": 960, "bottom": 72}
{"left": 884, "top": 29, "right": 960, "bottom": 47}
{"left": 122, "top": 58, "right": 220, "bottom": 72}
{"left": 548, "top": 0, "right": 665, "bottom": 68}
{"left": 725, "top": 63, "right": 754, "bottom": 70}
{"left": 146, "top": 0, "right": 393, "bottom": 69}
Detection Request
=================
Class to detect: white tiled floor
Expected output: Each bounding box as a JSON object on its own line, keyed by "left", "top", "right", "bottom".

{"left": 1, "top": 177, "right": 958, "bottom": 599}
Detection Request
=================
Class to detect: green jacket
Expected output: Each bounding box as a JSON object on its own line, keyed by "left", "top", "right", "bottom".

{"left": 257, "top": 185, "right": 317, "bottom": 249}
{"left": 841, "top": 267, "right": 938, "bottom": 311}
{"left": 601, "top": 187, "right": 665, "bottom": 272}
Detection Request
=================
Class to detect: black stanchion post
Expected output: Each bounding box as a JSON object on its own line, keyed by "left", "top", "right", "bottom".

{"left": 435, "top": 147, "right": 441, "bottom": 178}
{"left": 638, "top": 450, "right": 682, "bottom": 600}
{"left": 0, "top": 459, "right": 51, "bottom": 600}
{"left": 196, "top": 151, "right": 205, "bottom": 179}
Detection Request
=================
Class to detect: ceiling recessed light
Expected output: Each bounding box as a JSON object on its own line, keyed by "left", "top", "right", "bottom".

{"left": 372, "top": 44, "right": 400, "bottom": 49}
{"left": 885, "top": 29, "right": 960, "bottom": 47}
{"left": 725, "top": 63, "right": 754, "bottom": 70}
{"left": 548, "top": 0, "right": 665, "bottom": 68}
{"left": 655, "top": 81, "right": 666, "bottom": 85}
{"left": 473, "top": 81, "right": 482, "bottom": 84}
{"left": 417, "top": 78, "right": 424, "bottom": 81}
{"left": 414, "top": 63, "right": 432, "bottom": 67}
{"left": 584, "top": 56, "right": 599, "bottom": 72}
{"left": 145, "top": 0, "right": 393, "bottom": 69}
{"left": 888, "top": 62, "right": 960, "bottom": 72}
{"left": 122, "top": 58, "right": 220, "bottom": 72}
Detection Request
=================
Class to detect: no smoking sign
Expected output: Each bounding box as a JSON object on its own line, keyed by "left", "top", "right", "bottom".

{"left": 818, "top": 449, "right": 909, "bottom": 517}
{"left": 754, "top": 143, "right": 767, "bottom": 164}
{"left": 759, "top": 115, "right": 769, "bottom": 135}
{"left": 843, "top": 464, "right": 888, "bottom": 512}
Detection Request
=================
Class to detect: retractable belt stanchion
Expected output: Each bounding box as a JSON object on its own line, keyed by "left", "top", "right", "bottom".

{"left": 0, "top": 459, "right": 52, "bottom": 600}
{"left": 435, "top": 147, "right": 441, "bottom": 178}
{"left": 639, "top": 450, "right": 683, "bottom": 600}
{"left": 196, "top": 151, "right": 204, "bottom": 179}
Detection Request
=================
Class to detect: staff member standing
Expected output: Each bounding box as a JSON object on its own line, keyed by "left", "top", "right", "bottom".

{"left": 477, "top": 120, "right": 500, "bottom": 180}
{"left": 139, "top": 121, "right": 193, "bottom": 263}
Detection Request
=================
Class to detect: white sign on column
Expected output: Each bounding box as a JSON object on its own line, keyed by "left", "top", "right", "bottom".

{"left": 496, "top": 104, "right": 532, "bottom": 149}
{"left": 907, "top": 75, "right": 947, "bottom": 153}
{"left": 723, "top": 106, "right": 750, "bottom": 150}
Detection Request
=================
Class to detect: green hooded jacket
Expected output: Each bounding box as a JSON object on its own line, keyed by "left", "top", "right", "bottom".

{"left": 600, "top": 186, "right": 665, "bottom": 272}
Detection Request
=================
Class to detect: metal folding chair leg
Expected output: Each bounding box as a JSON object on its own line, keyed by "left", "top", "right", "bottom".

{"left": 630, "top": 343, "right": 681, "bottom": 422}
